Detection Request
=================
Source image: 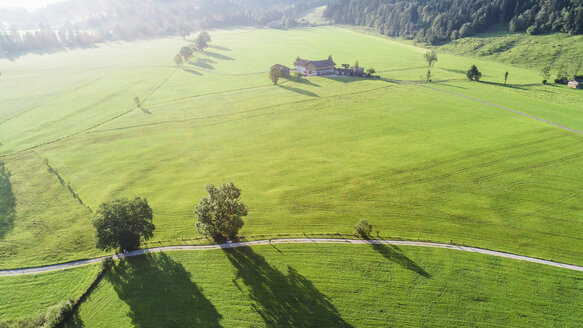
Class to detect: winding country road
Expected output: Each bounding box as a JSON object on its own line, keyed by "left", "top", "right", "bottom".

{"left": 1, "top": 238, "right": 582, "bottom": 277}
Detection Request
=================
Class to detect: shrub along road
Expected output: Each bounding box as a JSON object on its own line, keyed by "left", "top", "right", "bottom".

{"left": 1, "top": 238, "right": 582, "bottom": 277}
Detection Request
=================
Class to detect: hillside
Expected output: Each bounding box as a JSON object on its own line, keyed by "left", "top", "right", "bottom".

{"left": 438, "top": 31, "right": 583, "bottom": 74}
{"left": 324, "top": 0, "right": 583, "bottom": 44}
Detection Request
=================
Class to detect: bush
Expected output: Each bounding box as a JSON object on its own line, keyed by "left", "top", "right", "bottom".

{"left": 354, "top": 218, "right": 372, "bottom": 237}
{"left": 41, "top": 300, "right": 73, "bottom": 328}
{"left": 542, "top": 79, "right": 547, "bottom": 84}
{"left": 466, "top": 65, "right": 482, "bottom": 81}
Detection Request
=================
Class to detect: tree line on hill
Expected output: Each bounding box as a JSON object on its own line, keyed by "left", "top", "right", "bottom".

{"left": 324, "top": 0, "right": 583, "bottom": 44}
{"left": 0, "top": 0, "right": 324, "bottom": 57}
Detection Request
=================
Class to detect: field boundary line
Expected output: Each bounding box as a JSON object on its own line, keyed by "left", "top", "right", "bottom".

{"left": 1, "top": 238, "right": 582, "bottom": 276}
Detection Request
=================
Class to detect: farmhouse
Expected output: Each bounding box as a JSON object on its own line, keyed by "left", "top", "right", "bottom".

{"left": 272, "top": 64, "right": 290, "bottom": 77}
{"left": 568, "top": 79, "right": 582, "bottom": 89}
{"left": 294, "top": 58, "right": 336, "bottom": 76}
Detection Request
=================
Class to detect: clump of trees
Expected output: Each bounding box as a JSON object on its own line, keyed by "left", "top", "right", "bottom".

{"left": 366, "top": 68, "right": 376, "bottom": 76}
{"left": 195, "top": 182, "right": 248, "bottom": 239}
{"left": 93, "top": 197, "right": 155, "bottom": 252}
{"left": 467, "top": 65, "right": 482, "bottom": 81}
{"left": 174, "top": 31, "right": 211, "bottom": 64}
{"left": 354, "top": 218, "right": 372, "bottom": 237}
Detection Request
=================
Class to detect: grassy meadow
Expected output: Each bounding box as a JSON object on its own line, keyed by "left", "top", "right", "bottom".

{"left": 0, "top": 264, "right": 99, "bottom": 324}
{"left": 63, "top": 244, "right": 583, "bottom": 327}
{"left": 0, "top": 27, "right": 582, "bottom": 270}
{"left": 1, "top": 26, "right": 583, "bottom": 326}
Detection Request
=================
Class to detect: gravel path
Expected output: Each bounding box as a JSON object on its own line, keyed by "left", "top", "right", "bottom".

{"left": 1, "top": 238, "right": 582, "bottom": 277}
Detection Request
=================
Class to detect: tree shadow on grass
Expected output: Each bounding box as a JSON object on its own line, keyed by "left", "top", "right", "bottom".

{"left": 182, "top": 67, "right": 203, "bottom": 76}
{"left": 107, "top": 253, "right": 222, "bottom": 328}
{"left": 290, "top": 77, "right": 321, "bottom": 87}
{"left": 368, "top": 241, "right": 431, "bottom": 278}
{"left": 439, "top": 68, "right": 468, "bottom": 76}
{"left": 192, "top": 57, "right": 216, "bottom": 70}
{"left": 223, "top": 246, "right": 352, "bottom": 328}
{"left": 205, "top": 51, "right": 235, "bottom": 61}
{"left": 208, "top": 44, "right": 231, "bottom": 51}
{"left": 278, "top": 85, "right": 319, "bottom": 97}
{"left": 480, "top": 80, "right": 529, "bottom": 90}
{"left": 0, "top": 162, "right": 15, "bottom": 241}
{"left": 63, "top": 311, "right": 86, "bottom": 327}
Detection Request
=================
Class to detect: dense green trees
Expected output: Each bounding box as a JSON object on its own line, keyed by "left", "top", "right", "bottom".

{"left": 195, "top": 183, "right": 248, "bottom": 239}
{"left": 324, "top": 0, "right": 583, "bottom": 44}
{"left": 93, "top": 197, "right": 155, "bottom": 252}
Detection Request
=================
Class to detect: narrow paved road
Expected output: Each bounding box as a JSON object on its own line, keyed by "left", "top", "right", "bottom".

{"left": 1, "top": 238, "right": 582, "bottom": 277}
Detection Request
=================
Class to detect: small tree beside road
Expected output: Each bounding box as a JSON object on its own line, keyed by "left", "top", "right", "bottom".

{"left": 195, "top": 183, "right": 248, "bottom": 239}
{"left": 354, "top": 218, "right": 372, "bottom": 237}
{"left": 93, "top": 197, "right": 155, "bottom": 252}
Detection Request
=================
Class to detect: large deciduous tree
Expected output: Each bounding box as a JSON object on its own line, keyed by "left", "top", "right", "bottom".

{"left": 179, "top": 46, "right": 193, "bottom": 61}
{"left": 193, "top": 34, "right": 209, "bottom": 52}
{"left": 195, "top": 183, "right": 248, "bottom": 239}
{"left": 93, "top": 197, "right": 155, "bottom": 251}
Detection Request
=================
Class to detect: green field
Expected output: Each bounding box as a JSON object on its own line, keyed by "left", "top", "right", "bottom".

{"left": 1, "top": 26, "right": 583, "bottom": 325}
{"left": 1, "top": 27, "right": 582, "bottom": 270}
{"left": 0, "top": 264, "right": 99, "bottom": 324}
{"left": 61, "top": 244, "right": 583, "bottom": 327}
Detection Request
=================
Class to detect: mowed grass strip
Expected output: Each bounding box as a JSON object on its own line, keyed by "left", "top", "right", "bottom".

{"left": 66, "top": 244, "right": 583, "bottom": 327}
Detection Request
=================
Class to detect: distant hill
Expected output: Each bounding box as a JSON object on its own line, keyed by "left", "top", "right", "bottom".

{"left": 0, "top": 0, "right": 325, "bottom": 56}
{"left": 324, "top": 0, "right": 583, "bottom": 44}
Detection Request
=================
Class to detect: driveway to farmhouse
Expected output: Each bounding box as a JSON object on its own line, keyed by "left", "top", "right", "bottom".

{"left": 1, "top": 238, "right": 582, "bottom": 276}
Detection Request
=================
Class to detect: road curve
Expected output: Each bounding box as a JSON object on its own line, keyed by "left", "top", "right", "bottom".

{"left": 1, "top": 238, "right": 582, "bottom": 277}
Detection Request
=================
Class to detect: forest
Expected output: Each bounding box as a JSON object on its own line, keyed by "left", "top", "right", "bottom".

{"left": 324, "top": 0, "right": 583, "bottom": 43}
{"left": 0, "top": 0, "right": 324, "bottom": 57}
